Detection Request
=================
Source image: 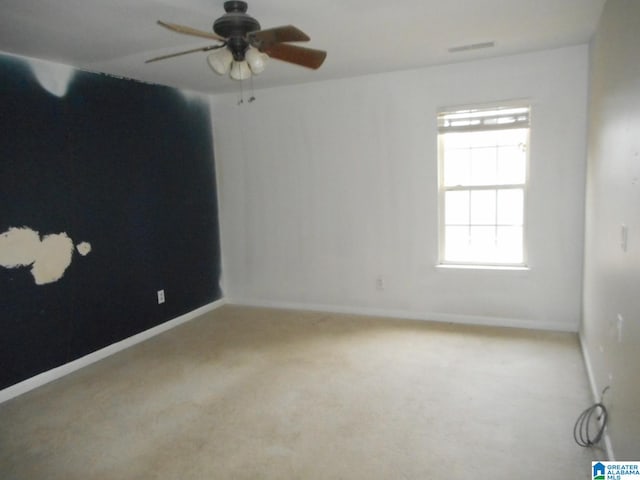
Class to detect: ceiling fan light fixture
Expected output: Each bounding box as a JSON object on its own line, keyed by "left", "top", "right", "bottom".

{"left": 230, "top": 60, "right": 252, "bottom": 80}
{"left": 207, "top": 48, "right": 233, "bottom": 75}
{"left": 245, "top": 47, "right": 267, "bottom": 74}
{"left": 149, "top": 2, "right": 327, "bottom": 80}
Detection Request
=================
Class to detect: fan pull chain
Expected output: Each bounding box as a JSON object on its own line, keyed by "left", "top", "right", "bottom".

{"left": 236, "top": 77, "right": 256, "bottom": 106}
{"left": 237, "top": 79, "right": 244, "bottom": 105}
{"left": 248, "top": 75, "right": 256, "bottom": 103}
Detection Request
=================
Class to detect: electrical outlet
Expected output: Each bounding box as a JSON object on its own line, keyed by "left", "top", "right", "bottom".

{"left": 157, "top": 289, "right": 165, "bottom": 304}
{"left": 375, "top": 276, "right": 384, "bottom": 291}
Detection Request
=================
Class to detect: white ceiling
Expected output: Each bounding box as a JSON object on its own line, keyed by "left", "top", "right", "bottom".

{"left": 0, "top": 0, "right": 606, "bottom": 95}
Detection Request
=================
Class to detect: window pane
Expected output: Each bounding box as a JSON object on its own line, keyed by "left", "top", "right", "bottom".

{"left": 442, "top": 132, "right": 471, "bottom": 149}
{"left": 444, "top": 190, "right": 469, "bottom": 225}
{"left": 496, "top": 129, "right": 527, "bottom": 145}
{"left": 497, "top": 189, "right": 524, "bottom": 225}
{"left": 445, "top": 225, "right": 522, "bottom": 264}
{"left": 496, "top": 226, "right": 523, "bottom": 263}
{"left": 470, "top": 190, "right": 496, "bottom": 225}
{"left": 444, "top": 226, "right": 470, "bottom": 262}
{"left": 470, "top": 147, "right": 497, "bottom": 185}
{"left": 468, "top": 130, "right": 499, "bottom": 148}
{"left": 443, "top": 148, "right": 470, "bottom": 186}
{"left": 497, "top": 145, "right": 526, "bottom": 184}
{"left": 469, "top": 226, "right": 496, "bottom": 261}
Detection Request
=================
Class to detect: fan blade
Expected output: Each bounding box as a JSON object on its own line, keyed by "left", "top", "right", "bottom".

{"left": 145, "top": 45, "right": 223, "bottom": 63}
{"left": 262, "top": 43, "right": 327, "bottom": 70}
{"left": 248, "top": 25, "right": 310, "bottom": 47}
{"left": 157, "top": 21, "right": 225, "bottom": 41}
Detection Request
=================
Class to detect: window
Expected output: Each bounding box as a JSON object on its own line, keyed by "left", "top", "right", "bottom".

{"left": 437, "top": 103, "right": 530, "bottom": 266}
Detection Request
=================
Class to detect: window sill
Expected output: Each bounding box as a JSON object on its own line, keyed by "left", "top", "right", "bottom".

{"left": 435, "top": 264, "right": 530, "bottom": 272}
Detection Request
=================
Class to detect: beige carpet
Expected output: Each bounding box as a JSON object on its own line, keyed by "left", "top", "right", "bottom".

{"left": 0, "top": 305, "right": 601, "bottom": 479}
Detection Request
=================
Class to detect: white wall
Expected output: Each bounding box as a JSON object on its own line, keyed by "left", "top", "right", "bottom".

{"left": 212, "top": 45, "right": 589, "bottom": 331}
{"left": 582, "top": 0, "right": 640, "bottom": 459}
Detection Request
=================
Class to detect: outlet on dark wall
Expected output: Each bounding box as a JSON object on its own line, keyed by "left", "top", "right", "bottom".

{"left": 0, "top": 54, "right": 222, "bottom": 389}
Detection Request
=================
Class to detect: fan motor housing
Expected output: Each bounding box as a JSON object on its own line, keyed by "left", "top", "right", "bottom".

{"left": 213, "top": 1, "right": 260, "bottom": 59}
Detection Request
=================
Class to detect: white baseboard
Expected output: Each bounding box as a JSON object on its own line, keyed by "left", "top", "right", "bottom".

{"left": 226, "top": 297, "right": 577, "bottom": 332}
{"left": 579, "top": 331, "right": 615, "bottom": 460}
{"left": 0, "top": 298, "right": 227, "bottom": 404}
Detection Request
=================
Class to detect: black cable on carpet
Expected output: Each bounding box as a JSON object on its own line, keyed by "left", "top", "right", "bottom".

{"left": 574, "top": 386, "right": 609, "bottom": 447}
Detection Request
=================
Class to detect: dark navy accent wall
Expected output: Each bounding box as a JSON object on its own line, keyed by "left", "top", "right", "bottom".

{"left": 0, "top": 54, "right": 222, "bottom": 389}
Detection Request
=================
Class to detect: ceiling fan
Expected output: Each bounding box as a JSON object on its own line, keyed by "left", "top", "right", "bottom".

{"left": 146, "top": 0, "right": 327, "bottom": 80}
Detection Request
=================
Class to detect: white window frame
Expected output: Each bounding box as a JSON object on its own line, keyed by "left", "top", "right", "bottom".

{"left": 437, "top": 101, "right": 531, "bottom": 268}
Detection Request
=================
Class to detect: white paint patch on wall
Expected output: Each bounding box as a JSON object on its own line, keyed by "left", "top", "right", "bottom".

{"left": 28, "top": 58, "right": 75, "bottom": 98}
{"left": 30, "top": 233, "right": 74, "bottom": 285}
{"left": 0, "top": 227, "right": 40, "bottom": 267}
{"left": 76, "top": 241, "right": 92, "bottom": 256}
{"left": 0, "top": 227, "right": 89, "bottom": 285}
